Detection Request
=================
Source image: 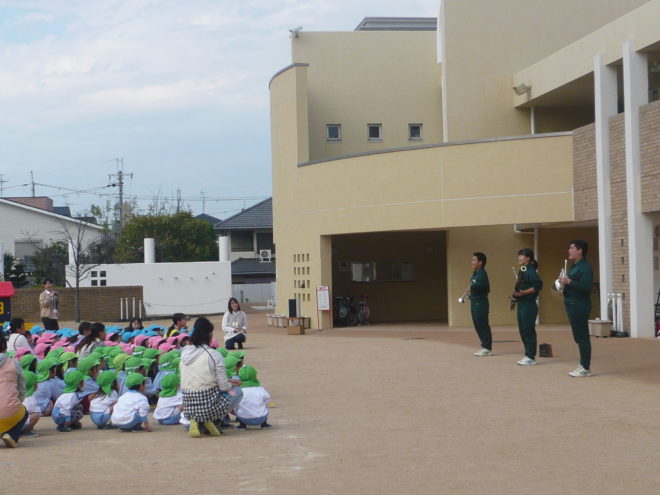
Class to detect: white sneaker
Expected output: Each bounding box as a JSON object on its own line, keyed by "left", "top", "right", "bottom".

{"left": 568, "top": 366, "right": 592, "bottom": 377}
{"left": 473, "top": 348, "right": 493, "bottom": 356}
{"left": 516, "top": 357, "right": 536, "bottom": 366}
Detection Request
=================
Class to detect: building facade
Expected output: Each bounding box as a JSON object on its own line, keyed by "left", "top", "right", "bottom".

{"left": 269, "top": 1, "right": 660, "bottom": 336}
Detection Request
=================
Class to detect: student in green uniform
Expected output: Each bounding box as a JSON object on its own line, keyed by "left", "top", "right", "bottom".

{"left": 469, "top": 252, "right": 493, "bottom": 356}
{"left": 513, "top": 248, "right": 543, "bottom": 366}
{"left": 560, "top": 239, "right": 593, "bottom": 377}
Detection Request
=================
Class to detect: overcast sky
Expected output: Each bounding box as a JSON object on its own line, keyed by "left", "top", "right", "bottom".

{"left": 0, "top": 0, "right": 438, "bottom": 219}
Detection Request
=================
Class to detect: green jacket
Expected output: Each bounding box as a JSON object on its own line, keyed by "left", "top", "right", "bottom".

{"left": 563, "top": 259, "right": 593, "bottom": 302}
{"left": 469, "top": 268, "right": 490, "bottom": 301}
{"left": 517, "top": 265, "right": 542, "bottom": 302}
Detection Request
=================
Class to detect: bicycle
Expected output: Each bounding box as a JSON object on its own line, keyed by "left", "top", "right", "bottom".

{"left": 358, "top": 294, "right": 370, "bottom": 325}
{"left": 333, "top": 296, "right": 358, "bottom": 327}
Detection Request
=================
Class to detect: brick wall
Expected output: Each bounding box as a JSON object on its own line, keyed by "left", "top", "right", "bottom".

{"left": 572, "top": 122, "right": 597, "bottom": 221}
{"left": 640, "top": 99, "right": 660, "bottom": 213}
{"left": 11, "top": 286, "right": 143, "bottom": 323}
{"left": 608, "top": 114, "right": 631, "bottom": 329}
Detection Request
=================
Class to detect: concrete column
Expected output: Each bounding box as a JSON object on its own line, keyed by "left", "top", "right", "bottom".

{"left": 0, "top": 241, "right": 4, "bottom": 281}
{"left": 144, "top": 238, "right": 155, "bottom": 264}
{"left": 622, "top": 40, "right": 654, "bottom": 337}
{"left": 594, "top": 53, "right": 617, "bottom": 320}
{"left": 218, "top": 236, "right": 230, "bottom": 262}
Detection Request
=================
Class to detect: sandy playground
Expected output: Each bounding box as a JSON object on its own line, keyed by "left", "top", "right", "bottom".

{"left": 3, "top": 313, "right": 660, "bottom": 495}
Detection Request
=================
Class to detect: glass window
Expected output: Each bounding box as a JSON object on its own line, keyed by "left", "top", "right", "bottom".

{"left": 231, "top": 231, "right": 253, "bottom": 252}
{"left": 409, "top": 123, "right": 422, "bottom": 141}
{"left": 91, "top": 280, "right": 98, "bottom": 286}
{"left": 368, "top": 124, "right": 382, "bottom": 141}
{"left": 91, "top": 271, "right": 98, "bottom": 278}
{"left": 100, "top": 280, "right": 107, "bottom": 286}
{"left": 100, "top": 271, "right": 107, "bottom": 277}
{"left": 326, "top": 124, "right": 341, "bottom": 141}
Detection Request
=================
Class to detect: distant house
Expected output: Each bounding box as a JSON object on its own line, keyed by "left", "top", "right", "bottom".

{"left": 0, "top": 197, "right": 104, "bottom": 260}
{"left": 214, "top": 198, "right": 275, "bottom": 303}
{"left": 195, "top": 213, "right": 222, "bottom": 226}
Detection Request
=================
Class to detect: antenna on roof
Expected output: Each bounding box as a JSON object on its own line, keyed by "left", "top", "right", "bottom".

{"left": 289, "top": 26, "right": 302, "bottom": 39}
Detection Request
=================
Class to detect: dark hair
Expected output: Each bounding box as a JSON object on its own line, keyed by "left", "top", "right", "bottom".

{"left": 78, "top": 321, "right": 92, "bottom": 335}
{"left": 473, "top": 252, "right": 487, "bottom": 267}
{"left": 172, "top": 313, "right": 186, "bottom": 324}
{"left": 570, "top": 239, "right": 589, "bottom": 258}
{"left": 108, "top": 333, "right": 121, "bottom": 343}
{"left": 228, "top": 297, "right": 241, "bottom": 313}
{"left": 129, "top": 383, "right": 143, "bottom": 391}
{"left": 517, "top": 248, "right": 539, "bottom": 269}
{"left": 74, "top": 322, "right": 106, "bottom": 353}
{"left": 9, "top": 318, "right": 25, "bottom": 333}
{"left": 0, "top": 335, "right": 6, "bottom": 354}
{"left": 129, "top": 318, "right": 143, "bottom": 329}
{"left": 191, "top": 317, "right": 213, "bottom": 347}
{"left": 43, "top": 279, "right": 53, "bottom": 285}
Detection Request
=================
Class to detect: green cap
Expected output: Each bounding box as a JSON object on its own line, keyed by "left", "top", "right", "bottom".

{"left": 132, "top": 346, "right": 146, "bottom": 358}
{"left": 143, "top": 348, "right": 160, "bottom": 360}
{"left": 218, "top": 348, "right": 228, "bottom": 357}
{"left": 159, "top": 373, "right": 180, "bottom": 398}
{"left": 78, "top": 356, "right": 101, "bottom": 375}
{"left": 63, "top": 370, "right": 86, "bottom": 393}
{"left": 20, "top": 354, "right": 37, "bottom": 371}
{"left": 36, "top": 358, "right": 58, "bottom": 382}
{"left": 238, "top": 365, "right": 260, "bottom": 388}
{"left": 24, "top": 371, "right": 38, "bottom": 397}
{"left": 108, "top": 346, "right": 124, "bottom": 358}
{"left": 96, "top": 370, "right": 117, "bottom": 395}
{"left": 6, "top": 351, "right": 15, "bottom": 358}
{"left": 224, "top": 356, "right": 240, "bottom": 378}
{"left": 112, "top": 353, "right": 130, "bottom": 371}
{"left": 228, "top": 350, "right": 246, "bottom": 360}
{"left": 141, "top": 358, "right": 154, "bottom": 371}
{"left": 124, "top": 356, "right": 144, "bottom": 372}
{"left": 48, "top": 348, "right": 65, "bottom": 359}
{"left": 125, "top": 373, "right": 145, "bottom": 388}
{"left": 58, "top": 352, "right": 78, "bottom": 367}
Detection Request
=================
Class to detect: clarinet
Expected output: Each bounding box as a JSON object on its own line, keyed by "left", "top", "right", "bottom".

{"left": 509, "top": 266, "right": 526, "bottom": 311}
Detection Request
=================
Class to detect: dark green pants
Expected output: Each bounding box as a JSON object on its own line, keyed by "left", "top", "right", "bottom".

{"left": 565, "top": 300, "right": 592, "bottom": 369}
{"left": 517, "top": 301, "right": 538, "bottom": 359}
{"left": 470, "top": 299, "right": 492, "bottom": 350}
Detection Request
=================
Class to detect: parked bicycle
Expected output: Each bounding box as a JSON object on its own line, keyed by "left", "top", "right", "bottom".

{"left": 333, "top": 296, "right": 358, "bottom": 327}
{"left": 358, "top": 294, "right": 370, "bottom": 325}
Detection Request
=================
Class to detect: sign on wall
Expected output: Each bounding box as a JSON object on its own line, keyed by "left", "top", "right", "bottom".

{"left": 316, "top": 286, "right": 330, "bottom": 311}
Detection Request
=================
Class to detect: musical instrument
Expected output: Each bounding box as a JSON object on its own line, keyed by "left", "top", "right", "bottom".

{"left": 552, "top": 259, "right": 568, "bottom": 293}
{"left": 458, "top": 284, "right": 471, "bottom": 304}
{"left": 509, "top": 265, "right": 526, "bottom": 310}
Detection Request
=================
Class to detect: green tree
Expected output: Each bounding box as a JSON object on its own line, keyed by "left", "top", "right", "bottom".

{"left": 2, "top": 253, "right": 29, "bottom": 287}
{"left": 31, "top": 241, "right": 67, "bottom": 286}
{"left": 114, "top": 212, "right": 217, "bottom": 263}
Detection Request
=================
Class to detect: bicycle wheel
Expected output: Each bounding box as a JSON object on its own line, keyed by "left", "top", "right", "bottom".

{"left": 346, "top": 312, "right": 359, "bottom": 326}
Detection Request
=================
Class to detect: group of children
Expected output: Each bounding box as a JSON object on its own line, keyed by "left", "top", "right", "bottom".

{"left": 1, "top": 315, "right": 271, "bottom": 444}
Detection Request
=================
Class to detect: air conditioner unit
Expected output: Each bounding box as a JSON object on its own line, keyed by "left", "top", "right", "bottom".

{"left": 259, "top": 249, "right": 272, "bottom": 262}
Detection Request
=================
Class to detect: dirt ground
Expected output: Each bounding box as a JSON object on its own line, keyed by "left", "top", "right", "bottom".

{"left": 3, "top": 314, "right": 660, "bottom": 495}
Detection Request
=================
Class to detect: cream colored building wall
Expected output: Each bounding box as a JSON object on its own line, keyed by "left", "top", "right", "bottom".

{"left": 291, "top": 31, "right": 443, "bottom": 161}
{"left": 513, "top": 0, "right": 660, "bottom": 108}
{"left": 441, "top": 0, "right": 649, "bottom": 141}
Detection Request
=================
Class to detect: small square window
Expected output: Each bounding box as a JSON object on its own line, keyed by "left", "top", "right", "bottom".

{"left": 100, "top": 271, "right": 106, "bottom": 277}
{"left": 100, "top": 280, "right": 107, "bottom": 286}
{"left": 91, "top": 271, "right": 98, "bottom": 278}
{"left": 91, "top": 280, "right": 98, "bottom": 286}
{"left": 409, "top": 123, "right": 422, "bottom": 141}
{"left": 368, "top": 124, "right": 382, "bottom": 141}
{"left": 326, "top": 124, "right": 341, "bottom": 141}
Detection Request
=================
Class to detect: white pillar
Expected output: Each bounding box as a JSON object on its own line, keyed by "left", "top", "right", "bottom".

{"left": 144, "top": 238, "right": 155, "bottom": 264}
{"left": 0, "top": 241, "right": 4, "bottom": 281}
{"left": 594, "top": 53, "right": 617, "bottom": 320}
{"left": 622, "top": 40, "right": 654, "bottom": 337}
{"left": 219, "top": 236, "right": 230, "bottom": 262}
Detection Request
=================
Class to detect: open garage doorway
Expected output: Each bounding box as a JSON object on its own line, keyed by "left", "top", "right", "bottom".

{"left": 331, "top": 231, "right": 447, "bottom": 324}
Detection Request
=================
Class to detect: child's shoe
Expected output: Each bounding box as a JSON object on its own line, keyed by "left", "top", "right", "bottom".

{"left": 235, "top": 422, "right": 246, "bottom": 429}
{"left": 1, "top": 433, "right": 17, "bottom": 448}
{"left": 57, "top": 425, "right": 72, "bottom": 432}
{"left": 260, "top": 421, "right": 272, "bottom": 429}
{"left": 203, "top": 422, "right": 222, "bottom": 436}
{"left": 70, "top": 421, "right": 82, "bottom": 430}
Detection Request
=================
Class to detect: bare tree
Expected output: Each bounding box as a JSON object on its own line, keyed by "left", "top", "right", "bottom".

{"left": 58, "top": 215, "right": 101, "bottom": 322}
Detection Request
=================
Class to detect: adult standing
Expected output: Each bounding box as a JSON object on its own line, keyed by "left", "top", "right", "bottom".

{"left": 39, "top": 279, "right": 60, "bottom": 331}
{"left": 0, "top": 334, "right": 28, "bottom": 448}
{"left": 469, "top": 252, "right": 493, "bottom": 356}
{"left": 222, "top": 298, "right": 247, "bottom": 350}
{"left": 513, "top": 248, "right": 543, "bottom": 366}
{"left": 179, "top": 317, "right": 232, "bottom": 438}
{"left": 560, "top": 239, "right": 593, "bottom": 377}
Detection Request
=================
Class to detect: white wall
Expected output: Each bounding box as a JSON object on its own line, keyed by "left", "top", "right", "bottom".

{"left": 67, "top": 261, "right": 232, "bottom": 317}
{"left": 0, "top": 201, "right": 103, "bottom": 256}
{"left": 232, "top": 282, "right": 276, "bottom": 304}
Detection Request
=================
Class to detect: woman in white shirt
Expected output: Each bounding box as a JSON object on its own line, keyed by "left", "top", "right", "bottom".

{"left": 222, "top": 298, "right": 247, "bottom": 350}
{"left": 7, "top": 319, "right": 31, "bottom": 353}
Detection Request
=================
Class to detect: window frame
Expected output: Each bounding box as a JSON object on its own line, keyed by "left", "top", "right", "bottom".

{"left": 408, "top": 123, "right": 423, "bottom": 141}
{"left": 367, "top": 123, "right": 382, "bottom": 142}
{"left": 326, "top": 124, "right": 342, "bottom": 141}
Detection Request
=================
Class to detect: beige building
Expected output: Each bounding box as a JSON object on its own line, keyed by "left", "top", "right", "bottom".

{"left": 269, "top": 2, "right": 660, "bottom": 337}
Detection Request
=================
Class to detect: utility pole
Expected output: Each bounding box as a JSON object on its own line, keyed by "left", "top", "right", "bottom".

{"left": 0, "top": 174, "right": 7, "bottom": 197}
{"left": 176, "top": 189, "right": 181, "bottom": 213}
{"left": 109, "top": 158, "right": 133, "bottom": 229}
{"left": 200, "top": 190, "right": 206, "bottom": 213}
{"left": 30, "top": 171, "right": 36, "bottom": 197}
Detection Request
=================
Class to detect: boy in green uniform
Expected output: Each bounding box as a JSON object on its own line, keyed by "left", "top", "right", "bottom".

{"left": 470, "top": 252, "right": 493, "bottom": 356}
{"left": 513, "top": 249, "right": 543, "bottom": 365}
{"left": 560, "top": 239, "right": 593, "bottom": 377}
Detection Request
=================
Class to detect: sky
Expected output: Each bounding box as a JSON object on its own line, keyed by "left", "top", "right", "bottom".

{"left": 0, "top": 0, "right": 438, "bottom": 219}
